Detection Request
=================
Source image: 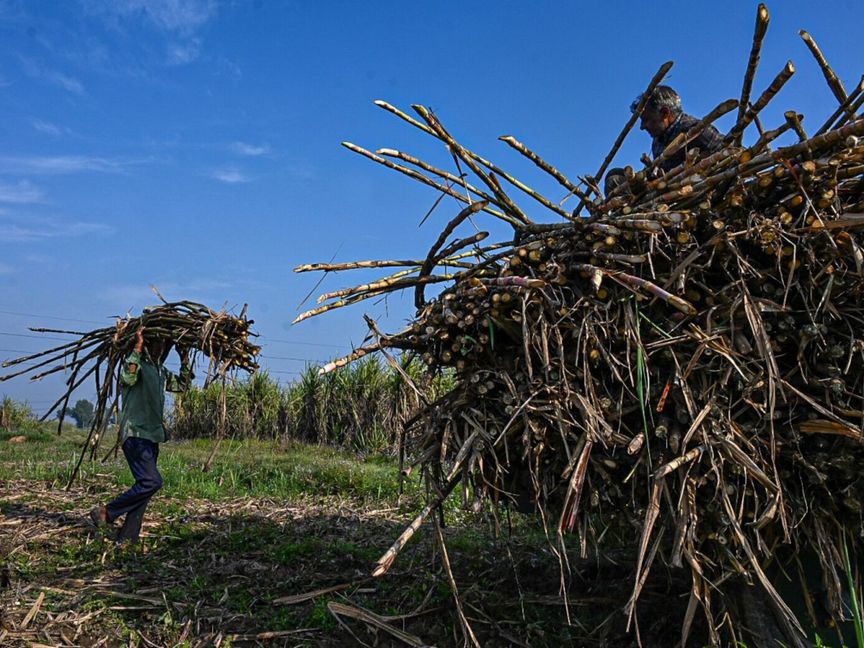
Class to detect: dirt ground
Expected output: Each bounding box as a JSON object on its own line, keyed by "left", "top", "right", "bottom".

{"left": 0, "top": 476, "right": 714, "bottom": 648}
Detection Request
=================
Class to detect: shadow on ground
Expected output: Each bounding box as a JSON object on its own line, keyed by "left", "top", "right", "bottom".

{"left": 1, "top": 491, "right": 717, "bottom": 647}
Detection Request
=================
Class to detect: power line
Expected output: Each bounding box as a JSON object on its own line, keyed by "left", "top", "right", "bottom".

{"left": 0, "top": 332, "right": 330, "bottom": 361}
{"left": 0, "top": 309, "right": 107, "bottom": 325}
{"left": 0, "top": 340, "right": 326, "bottom": 366}
{"left": 259, "top": 353, "right": 323, "bottom": 362}
{"left": 259, "top": 337, "right": 343, "bottom": 349}
{"left": 0, "top": 331, "right": 76, "bottom": 342}
{"left": 0, "top": 308, "right": 346, "bottom": 349}
{"left": 0, "top": 308, "right": 339, "bottom": 384}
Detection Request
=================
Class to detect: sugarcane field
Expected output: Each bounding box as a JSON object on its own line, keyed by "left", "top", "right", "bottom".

{"left": 3, "top": 3, "right": 864, "bottom": 647}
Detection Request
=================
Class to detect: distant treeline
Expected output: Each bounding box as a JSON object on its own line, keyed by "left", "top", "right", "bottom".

{"left": 1, "top": 358, "right": 453, "bottom": 452}
{"left": 1, "top": 396, "right": 79, "bottom": 437}
{"left": 171, "top": 357, "right": 455, "bottom": 452}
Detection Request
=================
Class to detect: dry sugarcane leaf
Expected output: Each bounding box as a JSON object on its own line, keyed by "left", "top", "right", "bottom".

{"left": 327, "top": 602, "right": 434, "bottom": 648}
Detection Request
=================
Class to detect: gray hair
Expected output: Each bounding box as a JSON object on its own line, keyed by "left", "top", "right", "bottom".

{"left": 630, "top": 85, "right": 682, "bottom": 115}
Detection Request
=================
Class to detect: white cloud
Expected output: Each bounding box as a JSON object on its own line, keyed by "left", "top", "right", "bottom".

{"left": 212, "top": 168, "right": 249, "bottom": 184}
{"left": 23, "top": 254, "right": 51, "bottom": 265}
{"left": 46, "top": 70, "right": 85, "bottom": 95}
{"left": 0, "top": 180, "right": 44, "bottom": 204}
{"left": 31, "top": 119, "right": 64, "bottom": 136}
{"left": 214, "top": 56, "right": 242, "bottom": 80}
{"left": 232, "top": 142, "right": 269, "bottom": 157}
{"left": 0, "top": 218, "right": 112, "bottom": 243}
{"left": 82, "top": 1, "right": 221, "bottom": 69}
{"left": 0, "top": 155, "right": 126, "bottom": 175}
{"left": 19, "top": 56, "right": 85, "bottom": 95}
{"left": 101, "top": 278, "right": 234, "bottom": 309}
{"left": 283, "top": 164, "right": 316, "bottom": 183}
{"left": 166, "top": 38, "right": 201, "bottom": 65}
{"left": 90, "top": 0, "right": 217, "bottom": 35}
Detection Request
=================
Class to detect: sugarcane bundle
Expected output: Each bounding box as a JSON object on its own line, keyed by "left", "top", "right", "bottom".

{"left": 0, "top": 300, "right": 259, "bottom": 476}
{"left": 295, "top": 5, "right": 864, "bottom": 644}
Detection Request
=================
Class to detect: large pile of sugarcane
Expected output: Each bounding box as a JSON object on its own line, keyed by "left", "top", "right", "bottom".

{"left": 0, "top": 299, "right": 259, "bottom": 480}
{"left": 295, "top": 5, "right": 864, "bottom": 645}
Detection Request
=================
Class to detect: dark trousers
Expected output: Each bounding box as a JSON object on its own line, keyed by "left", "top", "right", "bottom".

{"left": 106, "top": 437, "right": 163, "bottom": 542}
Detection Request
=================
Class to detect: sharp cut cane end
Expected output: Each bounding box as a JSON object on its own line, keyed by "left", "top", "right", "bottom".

{"left": 372, "top": 555, "right": 393, "bottom": 578}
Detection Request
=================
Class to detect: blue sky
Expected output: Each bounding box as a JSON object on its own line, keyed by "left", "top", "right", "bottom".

{"left": 1, "top": 0, "right": 863, "bottom": 412}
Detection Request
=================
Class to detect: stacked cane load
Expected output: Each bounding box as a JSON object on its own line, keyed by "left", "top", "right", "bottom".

{"left": 0, "top": 300, "right": 259, "bottom": 444}
{"left": 297, "top": 5, "right": 864, "bottom": 644}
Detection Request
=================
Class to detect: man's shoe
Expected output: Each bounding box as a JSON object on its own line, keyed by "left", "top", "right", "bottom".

{"left": 89, "top": 505, "right": 108, "bottom": 528}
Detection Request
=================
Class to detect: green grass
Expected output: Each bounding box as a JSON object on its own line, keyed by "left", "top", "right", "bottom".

{"left": 843, "top": 533, "right": 864, "bottom": 648}
{"left": 0, "top": 411, "right": 691, "bottom": 646}
{"left": 160, "top": 438, "right": 412, "bottom": 500}
{"left": 0, "top": 429, "right": 416, "bottom": 502}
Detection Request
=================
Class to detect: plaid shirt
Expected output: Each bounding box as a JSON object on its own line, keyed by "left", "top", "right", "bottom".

{"left": 652, "top": 112, "right": 724, "bottom": 172}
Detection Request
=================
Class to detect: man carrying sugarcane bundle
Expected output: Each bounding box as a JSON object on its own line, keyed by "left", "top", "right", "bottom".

{"left": 604, "top": 85, "right": 725, "bottom": 195}
{"left": 89, "top": 326, "right": 193, "bottom": 543}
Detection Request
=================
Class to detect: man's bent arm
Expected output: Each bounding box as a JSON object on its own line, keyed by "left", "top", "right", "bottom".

{"left": 166, "top": 349, "right": 194, "bottom": 393}
{"left": 120, "top": 350, "right": 142, "bottom": 386}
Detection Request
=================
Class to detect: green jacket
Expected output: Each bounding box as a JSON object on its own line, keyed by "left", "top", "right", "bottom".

{"left": 119, "top": 351, "right": 193, "bottom": 443}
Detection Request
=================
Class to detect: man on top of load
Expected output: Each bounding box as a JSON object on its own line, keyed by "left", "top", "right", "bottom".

{"left": 604, "top": 85, "right": 725, "bottom": 196}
